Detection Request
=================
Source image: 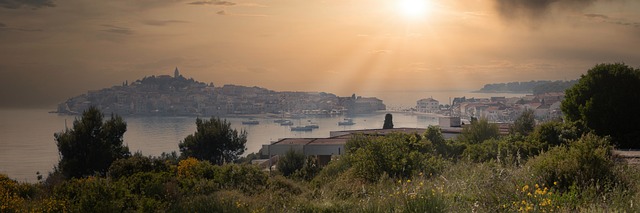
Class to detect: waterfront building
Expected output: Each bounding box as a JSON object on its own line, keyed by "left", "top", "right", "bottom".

{"left": 416, "top": 98, "right": 439, "bottom": 113}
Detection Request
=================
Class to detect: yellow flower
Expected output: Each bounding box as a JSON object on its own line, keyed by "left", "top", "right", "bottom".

{"left": 553, "top": 181, "right": 558, "bottom": 186}
{"left": 522, "top": 184, "right": 529, "bottom": 192}
{"left": 407, "top": 179, "right": 411, "bottom": 183}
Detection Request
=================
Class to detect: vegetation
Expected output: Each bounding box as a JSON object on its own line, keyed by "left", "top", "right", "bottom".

{"left": 277, "top": 150, "right": 305, "bottom": 177}
{"left": 478, "top": 80, "right": 554, "bottom": 93}
{"left": 562, "top": 62, "right": 640, "bottom": 149}
{"left": 510, "top": 108, "right": 535, "bottom": 136}
{"left": 5, "top": 63, "right": 640, "bottom": 212}
{"left": 54, "top": 106, "right": 130, "bottom": 178}
{"left": 459, "top": 117, "right": 500, "bottom": 144}
{"left": 383, "top": 113, "right": 394, "bottom": 129}
{"left": 532, "top": 80, "right": 577, "bottom": 95}
{"left": 179, "top": 117, "right": 247, "bottom": 164}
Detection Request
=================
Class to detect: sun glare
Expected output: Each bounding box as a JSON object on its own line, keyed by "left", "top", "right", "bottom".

{"left": 397, "top": 0, "right": 432, "bottom": 19}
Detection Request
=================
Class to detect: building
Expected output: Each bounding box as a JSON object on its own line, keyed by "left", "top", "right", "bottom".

{"left": 261, "top": 127, "right": 464, "bottom": 167}
{"left": 416, "top": 98, "right": 439, "bottom": 113}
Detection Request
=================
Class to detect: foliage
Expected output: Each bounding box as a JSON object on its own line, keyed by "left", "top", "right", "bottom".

{"left": 54, "top": 106, "right": 130, "bottom": 179}
{"left": 383, "top": 113, "right": 393, "bottom": 129}
{"left": 179, "top": 117, "right": 247, "bottom": 165}
{"left": 344, "top": 133, "right": 446, "bottom": 182}
{"left": 424, "top": 126, "right": 466, "bottom": 159}
{"left": 561, "top": 62, "right": 640, "bottom": 149}
{"left": 107, "top": 152, "right": 172, "bottom": 179}
{"left": 527, "top": 120, "right": 582, "bottom": 150}
{"left": 527, "top": 133, "right": 616, "bottom": 191}
{"left": 463, "top": 136, "right": 542, "bottom": 164}
{"left": 459, "top": 117, "right": 499, "bottom": 144}
{"left": 532, "top": 79, "right": 578, "bottom": 95}
{"left": 510, "top": 108, "right": 535, "bottom": 136}
{"left": 277, "top": 149, "right": 305, "bottom": 177}
{"left": 177, "top": 158, "right": 268, "bottom": 195}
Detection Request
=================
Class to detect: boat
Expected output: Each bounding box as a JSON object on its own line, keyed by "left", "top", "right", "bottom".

{"left": 291, "top": 126, "right": 313, "bottom": 131}
{"left": 338, "top": 118, "right": 355, "bottom": 126}
{"left": 273, "top": 119, "right": 288, "bottom": 124}
{"left": 280, "top": 120, "right": 294, "bottom": 126}
{"left": 305, "top": 124, "right": 319, "bottom": 129}
{"left": 242, "top": 120, "right": 259, "bottom": 125}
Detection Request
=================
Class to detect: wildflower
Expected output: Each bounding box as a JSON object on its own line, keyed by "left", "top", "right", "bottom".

{"left": 553, "top": 181, "right": 557, "bottom": 186}
{"left": 522, "top": 184, "right": 529, "bottom": 192}
{"left": 407, "top": 179, "right": 411, "bottom": 183}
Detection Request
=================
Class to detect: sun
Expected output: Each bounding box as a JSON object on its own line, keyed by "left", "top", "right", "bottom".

{"left": 397, "top": 0, "right": 433, "bottom": 19}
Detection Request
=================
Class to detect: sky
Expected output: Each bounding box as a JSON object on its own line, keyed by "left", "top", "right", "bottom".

{"left": 1, "top": 0, "right": 639, "bottom": 108}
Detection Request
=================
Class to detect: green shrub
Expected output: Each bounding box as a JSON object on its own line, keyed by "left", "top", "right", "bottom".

{"left": 53, "top": 177, "right": 132, "bottom": 212}
{"left": 217, "top": 164, "right": 268, "bottom": 194}
{"left": 345, "top": 133, "right": 446, "bottom": 182}
{"left": 425, "top": 126, "right": 466, "bottom": 159}
{"left": 459, "top": 117, "right": 499, "bottom": 144}
{"left": 277, "top": 149, "right": 305, "bottom": 177}
{"left": 108, "top": 152, "right": 172, "bottom": 179}
{"left": 528, "top": 133, "right": 615, "bottom": 191}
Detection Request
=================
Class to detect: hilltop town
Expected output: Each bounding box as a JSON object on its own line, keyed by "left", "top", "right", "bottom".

{"left": 56, "top": 68, "right": 385, "bottom": 116}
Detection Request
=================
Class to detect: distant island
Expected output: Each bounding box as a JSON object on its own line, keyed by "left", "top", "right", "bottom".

{"left": 56, "top": 68, "right": 386, "bottom": 116}
{"left": 475, "top": 80, "right": 577, "bottom": 95}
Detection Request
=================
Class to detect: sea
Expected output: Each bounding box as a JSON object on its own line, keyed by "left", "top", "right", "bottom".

{"left": 0, "top": 91, "right": 526, "bottom": 182}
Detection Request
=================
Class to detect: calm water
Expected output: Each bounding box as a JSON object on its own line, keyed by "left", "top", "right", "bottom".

{"left": 0, "top": 91, "right": 526, "bottom": 182}
{"left": 0, "top": 109, "right": 440, "bottom": 182}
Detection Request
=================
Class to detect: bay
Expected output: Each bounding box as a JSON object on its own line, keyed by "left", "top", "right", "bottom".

{"left": 0, "top": 90, "right": 528, "bottom": 182}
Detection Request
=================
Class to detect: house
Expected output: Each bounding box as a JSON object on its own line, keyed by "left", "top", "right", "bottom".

{"left": 416, "top": 98, "right": 440, "bottom": 113}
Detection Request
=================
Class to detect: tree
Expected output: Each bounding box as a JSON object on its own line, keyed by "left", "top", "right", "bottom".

{"left": 459, "top": 117, "right": 499, "bottom": 144}
{"left": 383, "top": 113, "right": 394, "bottom": 129}
{"left": 54, "top": 106, "right": 130, "bottom": 178}
{"left": 561, "top": 63, "right": 640, "bottom": 149}
{"left": 510, "top": 109, "right": 535, "bottom": 136}
{"left": 179, "top": 117, "right": 247, "bottom": 165}
{"left": 277, "top": 149, "right": 305, "bottom": 177}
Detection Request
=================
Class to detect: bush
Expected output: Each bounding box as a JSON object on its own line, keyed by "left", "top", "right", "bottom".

{"left": 277, "top": 149, "right": 305, "bottom": 177}
{"left": 424, "top": 126, "right": 466, "bottom": 159}
{"left": 459, "top": 117, "right": 499, "bottom": 144}
{"left": 53, "top": 177, "right": 132, "bottom": 212}
{"left": 345, "top": 133, "right": 446, "bottom": 182}
{"left": 528, "top": 133, "right": 616, "bottom": 191}
{"left": 108, "top": 152, "right": 172, "bottom": 179}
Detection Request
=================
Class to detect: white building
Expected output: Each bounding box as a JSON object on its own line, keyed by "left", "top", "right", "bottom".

{"left": 416, "top": 98, "right": 440, "bottom": 113}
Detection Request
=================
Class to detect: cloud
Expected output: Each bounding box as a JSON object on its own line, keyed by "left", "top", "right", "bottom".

{"left": 584, "top": 13, "right": 609, "bottom": 19}
{"left": 189, "top": 0, "right": 235, "bottom": 6}
{"left": 584, "top": 13, "right": 640, "bottom": 28}
{"left": 0, "top": 22, "right": 42, "bottom": 32}
{"left": 0, "top": 0, "right": 55, "bottom": 9}
{"left": 370, "top": 50, "right": 391, "bottom": 55}
{"left": 142, "top": 20, "right": 188, "bottom": 26}
{"left": 100, "top": 24, "right": 133, "bottom": 35}
{"left": 493, "top": 0, "right": 597, "bottom": 20}
{"left": 216, "top": 10, "right": 268, "bottom": 17}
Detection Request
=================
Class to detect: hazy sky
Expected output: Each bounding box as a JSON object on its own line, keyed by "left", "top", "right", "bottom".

{"left": 1, "top": 0, "right": 639, "bottom": 108}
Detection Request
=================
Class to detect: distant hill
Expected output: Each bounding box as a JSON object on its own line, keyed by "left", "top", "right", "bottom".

{"left": 476, "top": 80, "right": 577, "bottom": 94}
{"left": 531, "top": 80, "right": 577, "bottom": 95}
